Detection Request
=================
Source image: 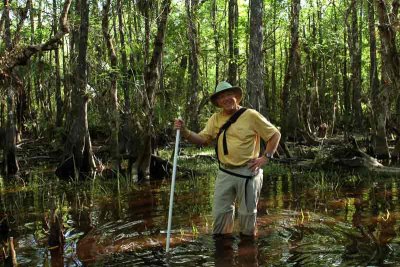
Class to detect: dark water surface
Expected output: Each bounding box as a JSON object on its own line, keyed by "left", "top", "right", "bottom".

{"left": 2, "top": 166, "right": 400, "bottom": 266}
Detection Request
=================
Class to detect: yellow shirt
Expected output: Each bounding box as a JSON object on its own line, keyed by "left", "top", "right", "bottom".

{"left": 198, "top": 108, "right": 279, "bottom": 166}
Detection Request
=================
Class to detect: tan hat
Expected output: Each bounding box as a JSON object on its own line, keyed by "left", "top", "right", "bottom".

{"left": 210, "top": 81, "right": 243, "bottom": 107}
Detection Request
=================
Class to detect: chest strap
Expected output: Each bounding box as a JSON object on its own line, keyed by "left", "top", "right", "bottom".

{"left": 215, "top": 108, "right": 247, "bottom": 160}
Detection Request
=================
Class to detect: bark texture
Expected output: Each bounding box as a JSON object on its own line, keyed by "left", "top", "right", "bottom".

{"left": 56, "top": 0, "right": 96, "bottom": 178}
{"left": 281, "top": 0, "right": 301, "bottom": 140}
{"left": 247, "top": 0, "right": 266, "bottom": 115}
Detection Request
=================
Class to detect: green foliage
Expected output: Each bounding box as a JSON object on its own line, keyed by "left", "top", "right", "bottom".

{"left": 263, "top": 162, "right": 292, "bottom": 177}
{"left": 310, "top": 171, "right": 341, "bottom": 195}
{"left": 0, "top": 0, "right": 398, "bottom": 169}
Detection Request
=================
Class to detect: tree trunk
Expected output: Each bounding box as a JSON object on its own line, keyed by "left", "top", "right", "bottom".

{"left": 4, "top": 84, "right": 19, "bottom": 176}
{"left": 173, "top": 56, "right": 188, "bottom": 106}
{"left": 303, "top": 10, "right": 321, "bottom": 133}
{"left": 302, "top": 23, "right": 313, "bottom": 134}
{"left": 247, "top": 0, "right": 266, "bottom": 115}
{"left": 342, "top": 29, "right": 351, "bottom": 137}
{"left": 346, "top": 0, "right": 363, "bottom": 129}
{"left": 185, "top": 0, "right": 201, "bottom": 132}
{"left": 368, "top": 0, "right": 380, "bottom": 153}
{"left": 56, "top": 0, "right": 95, "bottom": 178}
{"left": 27, "top": 0, "right": 35, "bottom": 121}
{"left": 138, "top": 1, "right": 151, "bottom": 66}
{"left": 0, "top": 0, "right": 71, "bottom": 176}
{"left": 35, "top": 0, "right": 48, "bottom": 120}
{"left": 16, "top": 79, "right": 28, "bottom": 135}
{"left": 212, "top": 0, "right": 220, "bottom": 87}
{"left": 2, "top": 0, "right": 18, "bottom": 176}
{"left": 11, "top": 1, "right": 31, "bottom": 136}
{"left": 373, "top": 0, "right": 400, "bottom": 158}
{"left": 102, "top": 0, "right": 120, "bottom": 171}
{"left": 227, "top": 0, "right": 239, "bottom": 84}
{"left": 281, "top": 0, "right": 301, "bottom": 141}
{"left": 330, "top": 0, "right": 339, "bottom": 136}
{"left": 117, "top": 0, "right": 131, "bottom": 113}
{"left": 137, "top": 0, "right": 171, "bottom": 180}
{"left": 270, "top": 0, "right": 278, "bottom": 120}
{"left": 53, "top": 0, "right": 63, "bottom": 127}
{"left": 311, "top": 8, "right": 322, "bottom": 128}
{"left": 65, "top": 0, "right": 80, "bottom": 125}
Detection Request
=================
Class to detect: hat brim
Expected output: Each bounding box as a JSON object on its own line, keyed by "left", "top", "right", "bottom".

{"left": 210, "top": 87, "right": 242, "bottom": 107}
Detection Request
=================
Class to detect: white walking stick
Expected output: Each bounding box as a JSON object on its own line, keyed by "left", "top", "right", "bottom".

{"left": 166, "top": 128, "right": 180, "bottom": 252}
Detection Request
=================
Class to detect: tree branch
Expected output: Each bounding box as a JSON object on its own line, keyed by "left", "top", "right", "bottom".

{"left": 10, "top": 0, "right": 32, "bottom": 49}
{"left": 0, "top": 0, "right": 72, "bottom": 74}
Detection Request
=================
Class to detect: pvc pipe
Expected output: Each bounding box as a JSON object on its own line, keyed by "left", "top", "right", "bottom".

{"left": 166, "top": 129, "right": 180, "bottom": 253}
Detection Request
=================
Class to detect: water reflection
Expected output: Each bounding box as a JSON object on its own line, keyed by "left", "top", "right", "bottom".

{"left": 49, "top": 247, "right": 64, "bottom": 267}
{"left": 237, "top": 237, "right": 258, "bottom": 267}
{"left": 2, "top": 170, "right": 400, "bottom": 265}
{"left": 214, "top": 235, "right": 235, "bottom": 266}
{"left": 213, "top": 235, "right": 258, "bottom": 267}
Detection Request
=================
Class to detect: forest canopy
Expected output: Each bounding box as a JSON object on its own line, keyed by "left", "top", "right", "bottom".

{"left": 0, "top": 0, "right": 399, "bottom": 178}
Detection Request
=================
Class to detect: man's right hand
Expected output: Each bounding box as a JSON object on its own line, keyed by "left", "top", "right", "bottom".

{"left": 174, "top": 119, "right": 192, "bottom": 138}
{"left": 173, "top": 119, "right": 207, "bottom": 145}
{"left": 174, "top": 119, "right": 185, "bottom": 130}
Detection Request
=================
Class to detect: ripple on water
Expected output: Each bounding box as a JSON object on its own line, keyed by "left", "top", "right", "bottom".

{"left": 100, "top": 236, "right": 215, "bottom": 266}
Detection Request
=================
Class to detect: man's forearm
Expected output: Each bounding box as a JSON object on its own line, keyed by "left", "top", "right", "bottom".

{"left": 264, "top": 132, "right": 281, "bottom": 156}
{"left": 181, "top": 129, "right": 207, "bottom": 146}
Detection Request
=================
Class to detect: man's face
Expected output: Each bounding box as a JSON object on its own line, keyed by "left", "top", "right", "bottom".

{"left": 216, "top": 90, "right": 239, "bottom": 111}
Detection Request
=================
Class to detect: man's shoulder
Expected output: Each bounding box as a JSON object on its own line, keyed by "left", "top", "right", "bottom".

{"left": 205, "top": 112, "right": 223, "bottom": 125}
{"left": 241, "top": 108, "right": 272, "bottom": 123}
{"left": 211, "top": 111, "right": 223, "bottom": 119}
{"left": 241, "top": 108, "right": 260, "bottom": 117}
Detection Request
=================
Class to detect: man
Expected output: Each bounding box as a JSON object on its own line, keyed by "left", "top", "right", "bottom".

{"left": 174, "top": 81, "right": 280, "bottom": 237}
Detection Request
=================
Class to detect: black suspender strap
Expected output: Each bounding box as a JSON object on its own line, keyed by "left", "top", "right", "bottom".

{"left": 215, "top": 108, "right": 247, "bottom": 160}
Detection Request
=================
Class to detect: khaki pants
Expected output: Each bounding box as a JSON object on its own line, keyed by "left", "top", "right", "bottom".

{"left": 212, "top": 166, "right": 263, "bottom": 236}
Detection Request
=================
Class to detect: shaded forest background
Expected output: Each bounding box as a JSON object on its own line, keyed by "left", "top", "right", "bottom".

{"left": 0, "top": 0, "right": 399, "bottom": 179}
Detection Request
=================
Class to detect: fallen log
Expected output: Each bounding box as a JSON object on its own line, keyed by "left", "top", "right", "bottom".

{"left": 268, "top": 135, "right": 400, "bottom": 176}
{"left": 151, "top": 154, "right": 193, "bottom": 179}
{"left": 315, "top": 136, "right": 400, "bottom": 176}
{"left": 296, "top": 128, "right": 321, "bottom": 146}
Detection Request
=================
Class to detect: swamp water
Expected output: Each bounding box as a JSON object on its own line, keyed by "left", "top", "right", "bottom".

{"left": 1, "top": 162, "right": 400, "bottom": 266}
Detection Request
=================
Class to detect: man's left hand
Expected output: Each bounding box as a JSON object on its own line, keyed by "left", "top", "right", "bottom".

{"left": 247, "top": 156, "right": 268, "bottom": 173}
